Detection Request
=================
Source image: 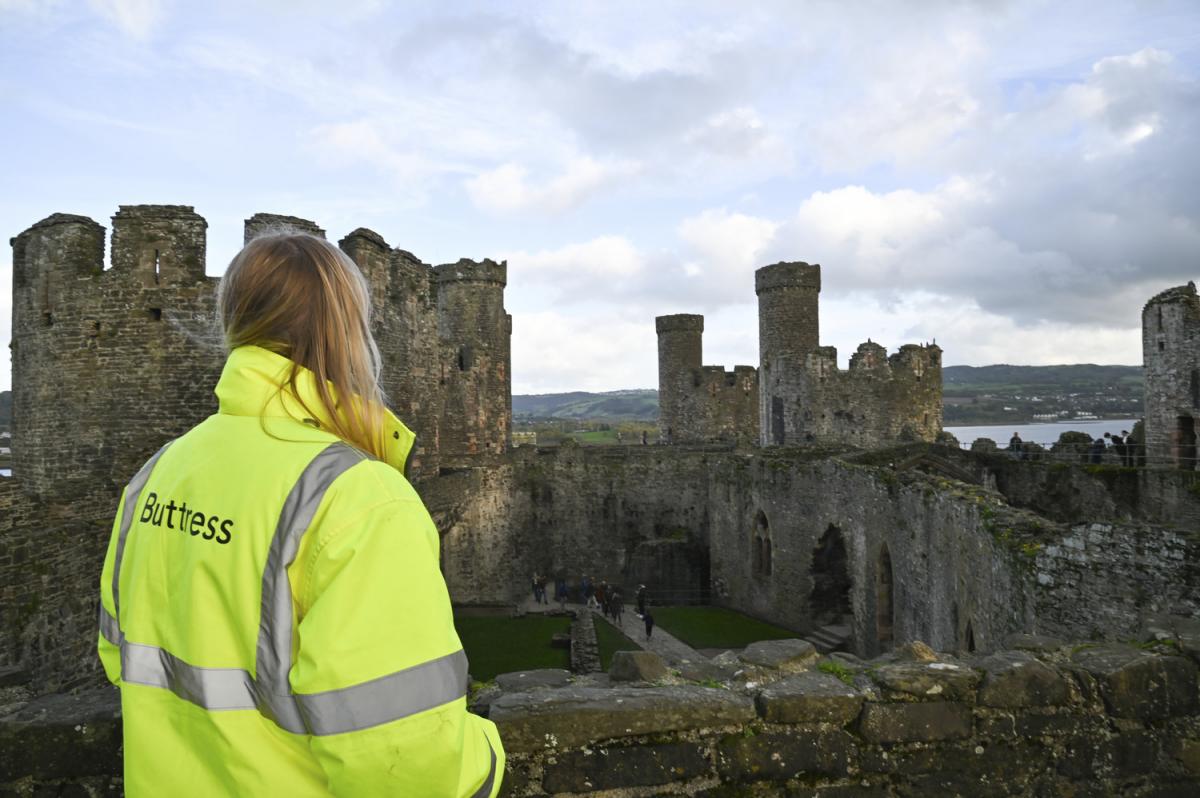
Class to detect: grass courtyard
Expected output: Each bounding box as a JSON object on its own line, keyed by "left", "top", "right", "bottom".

{"left": 652, "top": 606, "right": 799, "bottom": 650}
{"left": 455, "top": 614, "right": 570, "bottom": 682}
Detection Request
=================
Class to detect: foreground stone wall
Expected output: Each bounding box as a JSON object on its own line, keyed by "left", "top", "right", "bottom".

{"left": 4, "top": 637, "right": 1197, "bottom": 796}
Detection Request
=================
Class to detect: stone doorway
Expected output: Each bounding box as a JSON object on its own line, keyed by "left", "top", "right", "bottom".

{"left": 809, "top": 525, "right": 852, "bottom": 629}
{"left": 1177, "top": 416, "right": 1196, "bottom": 470}
{"left": 875, "top": 544, "right": 894, "bottom": 649}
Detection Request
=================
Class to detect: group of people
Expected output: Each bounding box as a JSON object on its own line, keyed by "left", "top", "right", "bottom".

{"left": 532, "top": 575, "right": 657, "bottom": 640}
{"left": 1007, "top": 429, "right": 1139, "bottom": 466}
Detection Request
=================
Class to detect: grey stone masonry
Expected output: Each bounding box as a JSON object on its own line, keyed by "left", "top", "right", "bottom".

{"left": 1143, "top": 281, "right": 1200, "bottom": 469}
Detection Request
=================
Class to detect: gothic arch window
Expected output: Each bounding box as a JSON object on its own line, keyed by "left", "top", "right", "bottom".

{"left": 753, "top": 510, "right": 772, "bottom": 577}
{"left": 876, "top": 543, "right": 894, "bottom": 649}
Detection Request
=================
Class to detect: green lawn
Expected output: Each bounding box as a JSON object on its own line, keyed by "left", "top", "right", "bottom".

{"left": 594, "top": 616, "right": 643, "bottom": 670}
{"left": 455, "top": 615, "right": 571, "bottom": 681}
{"left": 652, "top": 606, "right": 799, "bottom": 650}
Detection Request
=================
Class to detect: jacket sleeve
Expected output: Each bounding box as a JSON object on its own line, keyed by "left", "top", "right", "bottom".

{"left": 97, "top": 488, "right": 127, "bottom": 685}
{"left": 289, "top": 484, "right": 504, "bottom": 797}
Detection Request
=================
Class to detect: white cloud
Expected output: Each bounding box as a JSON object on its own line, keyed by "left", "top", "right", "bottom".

{"left": 87, "top": 0, "right": 164, "bottom": 39}
{"left": 466, "top": 157, "right": 638, "bottom": 215}
{"left": 511, "top": 309, "right": 656, "bottom": 393}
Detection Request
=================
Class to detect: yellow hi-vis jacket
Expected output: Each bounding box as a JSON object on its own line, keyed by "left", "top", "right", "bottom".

{"left": 98, "top": 344, "right": 503, "bottom": 797}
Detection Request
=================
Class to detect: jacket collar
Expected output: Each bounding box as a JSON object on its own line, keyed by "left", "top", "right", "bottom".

{"left": 214, "top": 345, "right": 416, "bottom": 475}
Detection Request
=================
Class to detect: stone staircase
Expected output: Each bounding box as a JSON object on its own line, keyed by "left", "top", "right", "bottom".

{"left": 805, "top": 623, "right": 851, "bottom": 653}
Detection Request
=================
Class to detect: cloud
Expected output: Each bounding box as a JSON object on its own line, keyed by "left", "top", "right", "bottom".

{"left": 87, "top": 0, "right": 164, "bottom": 39}
{"left": 510, "top": 309, "right": 657, "bottom": 393}
{"left": 466, "top": 157, "right": 639, "bottom": 215}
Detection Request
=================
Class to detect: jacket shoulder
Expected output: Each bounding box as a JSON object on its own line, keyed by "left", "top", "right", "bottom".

{"left": 339, "top": 455, "right": 423, "bottom": 505}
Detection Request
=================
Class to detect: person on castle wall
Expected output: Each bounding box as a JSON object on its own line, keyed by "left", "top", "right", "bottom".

{"left": 96, "top": 231, "right": 502, "bottom": 796}
{"left": 1115, "top": 430, "right": 1132, "bottom": 467}
{"left": 1008, "top": 432, "right": 1025, "bottom": 461}
{"left": 644, "top": 605, "right": 655, "bottom": 641}
{"left": 612, "top": 589, "right": 624, "bottom": 625}
{"left": 1090, "top": 436, "right": 1107, "bottom": 464}
{"left": 636, "top": 584, "right": 647, "bottom": 618}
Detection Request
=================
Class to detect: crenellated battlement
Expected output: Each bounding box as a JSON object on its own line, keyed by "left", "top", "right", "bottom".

{"left": 754, "top": 260, "right": 821, "bottom": 294}
{"left": 434, "top": 257, "right": 508, "bottom": 286}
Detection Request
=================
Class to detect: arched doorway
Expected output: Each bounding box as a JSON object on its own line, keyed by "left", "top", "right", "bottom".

{"left": 810, "top": 525, "right": 851, "bottom": 628}
{"left": 965, "top": 620, "right": 977, "bottom": 653}
{"left": 875, "top": 543, "right": 894, "bottom": 649}
{"left": 753, "top": 511, "right": 772, "bottom": 576}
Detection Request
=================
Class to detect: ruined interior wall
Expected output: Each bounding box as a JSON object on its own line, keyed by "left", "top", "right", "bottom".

{"left": 672, "top": 366, "right": 760, "bottom": 446}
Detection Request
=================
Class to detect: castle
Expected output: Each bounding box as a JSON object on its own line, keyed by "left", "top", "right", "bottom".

{"left": 656, "top": 261, "right": 942, "bottom": 448}
{"left": 2, "top": 205, "right": 1199, "bottom": 707}
{"left": 1143, "top": 281, "right": 1200, "bottom": 468}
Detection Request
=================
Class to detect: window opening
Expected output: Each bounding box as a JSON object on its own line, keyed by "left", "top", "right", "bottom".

{"left": 810, "top": 525, "right": 852, "bottom": 629}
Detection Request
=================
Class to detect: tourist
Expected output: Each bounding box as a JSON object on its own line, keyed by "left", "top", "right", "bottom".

{"left": 612, "top": 589, "right": 623, "bottom": 624}
{"left": 1008, "top": 432, "right": 1025, "bottom": 461}
{"left": 531, "top": 573, "right": 540, "bottom": 605}
{"left": 582, "top": 575, "right": 595, "bottom": 608}
{"left": 644, "top": 607, "right": 655, "bottom": 641}
{"left": 95, "top": 231, "right": 502, "bottom": 795}
{"left": 1110, "top": 431, "right": 1128, "bottom": 468}
{"left": 1089, "top": 436, "right": 1107, "bottom": 464}
{"left": 636, "top": 584, "right": 647, "bottom": 617}
{"left": 1118, "top": 430, "right": 1132, "bottom": 467}
{"left": 596, "top": 580, "right": 607, "bottom": 614}
{"left": 537, "top": 573, "right": 549, "bottom": 604}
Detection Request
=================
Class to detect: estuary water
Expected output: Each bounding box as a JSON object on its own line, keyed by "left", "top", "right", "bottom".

{"left": 945, "top": 418, "right": 1141, "bottom": 447}
{"left": 0, "top": 468, "right": 10, "bottom": 477}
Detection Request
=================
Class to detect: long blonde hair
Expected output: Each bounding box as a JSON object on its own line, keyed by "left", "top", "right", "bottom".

{"left": 218, "top": 231, "right": 388, "bottom": 460}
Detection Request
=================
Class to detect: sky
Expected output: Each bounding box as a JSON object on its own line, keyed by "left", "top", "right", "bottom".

{"left": 1, "top": 0, "right": 1199, "bottom": 394}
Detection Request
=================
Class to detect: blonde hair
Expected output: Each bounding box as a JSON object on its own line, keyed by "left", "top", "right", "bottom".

{"left": 218, "top": 231, "right": 388, "bottom": 460}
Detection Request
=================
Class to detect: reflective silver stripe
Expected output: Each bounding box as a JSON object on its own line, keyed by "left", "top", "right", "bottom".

{"left": 297, "top": 649, "right": 469, "bottom": 736}
{"left": 122, "top": 642, "right": 257, "bottom": 711}
{"left": 255, "top": 443, "right": 365, "bottom": 695}
{"left": 111, "top": 442, "right": 173, "bottom": 626}
{"left": 471, "top": 741, "right": 499, "bottom": 798}
{"left": 98, "top": 605, "right": 121, "bottom": 647}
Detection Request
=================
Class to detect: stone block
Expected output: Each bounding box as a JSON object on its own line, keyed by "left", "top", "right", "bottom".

{"left": 1003, "top": 633, "right": 1066, "bottom": 654}
{"left": 609, "top": 651, "right": 669, "bottom": 683}
{"left": 871, "top": 661, "right": 981, "bottom": 701}
{"left": 894, "top": 641, "right": 937, "bottom": 662}
{"left": 858, "top": 701, "right": 972, "bottom": 743}
{"left": 716, "top": 729, "right": 853, "bottom": 782}
{"left": 1071, "top": 646, "right": 1199, "bottom": 720}
{"left": 755, "top": 671, "right": 864, "bottom": 725}
{"left": 494, "top": 668, "right": 572, "bottom": 692}
{"left": 1174, "top": 738, "right": 1200, "bottom": 774}
{"left": 0, "top": 688, "right": 121, "bottom": 782}
{"left": 489, "top": 685, "right": 756, "bottom": 753}
{"left": 541, "top": 743, "right": 709, "bottom": 793}
{"left": 739, "top": 639, "right": 819, "bottom": 672}
{"left": 676, "top": 658, "right": 735, "bottom": 683}
{"left": 550, "top": 632, "right": 571, "bottom": 649}
{"left": 976, "top": 651, "right": 1072, "bottom": 708}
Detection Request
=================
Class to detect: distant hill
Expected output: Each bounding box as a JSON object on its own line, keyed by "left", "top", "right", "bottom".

{"left": 0, "top": 390, "right": 9, "bottom": 430}
{"left": 513, "top": 389, "right": 658, "bottom": 421}
{"left": 942, "top": 364, "right": 1142, "bottom": 394}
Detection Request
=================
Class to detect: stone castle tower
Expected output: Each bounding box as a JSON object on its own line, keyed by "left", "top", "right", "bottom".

{"left": 656, "top": 260, "right": 943, "bottom": 448}
{"left": 2, "top": 205, "right": 511, "bottom": 686}
{"left": 1142, "top": 281, "right": 1200, "bottom": 469}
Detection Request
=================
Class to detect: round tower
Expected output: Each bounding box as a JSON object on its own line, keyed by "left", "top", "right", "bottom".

{"left": 755, "top": 261, "right": 821, "bottom": 446}
{"left": 1143, "top": 282, "right": 1200, "bottom": 468}
{"left": 656, "top": 314, "right": 703, "bottom": 443}
{"left": 434, "top": 259, "right": 510, "bottom": 458}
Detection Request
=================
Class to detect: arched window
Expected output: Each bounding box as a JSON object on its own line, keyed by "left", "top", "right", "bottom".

{"left": 875, "top": 543, "right": 894, "bottom": 649}
{"left": 753, "top": 511, "right": 771, "bottom": 577}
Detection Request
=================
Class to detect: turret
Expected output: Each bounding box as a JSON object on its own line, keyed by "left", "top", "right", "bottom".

{"left": 434, "top": 259, "right": 510, "bottom": 458}
{"left": 111, "top": 205, "right": 207, "bottom": 285}
{"left": 1142, "top": 282, "right": 1200, "bottom": 468}
{"left": 756, "top": 261, "right": 821, "bottom": 446}
{"left": 656, "top": 314, "right": 703, "bottom": 443}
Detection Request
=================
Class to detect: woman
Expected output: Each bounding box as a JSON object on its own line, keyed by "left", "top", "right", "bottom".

{"left": 97, "top": 232, "right": 503, "bottom": 796}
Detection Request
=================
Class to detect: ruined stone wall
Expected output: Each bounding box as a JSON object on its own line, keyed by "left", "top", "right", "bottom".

{"left": 7, "top": 641, "right": 1198, "bottom": 796}
{"left": 757, "top": 261, "right": 821, "bottom": 447}
{"left": 1143, "top": 282, "right": 1200, "bottom": 469}
{"left": 1032, "top": 522, "right": 1200, "bottom": 640}
{"left": 656, "top": 315, "right": 760, "bottom": 446}
{"left": 793, "top": 342, "right": 943, "bottom": 449}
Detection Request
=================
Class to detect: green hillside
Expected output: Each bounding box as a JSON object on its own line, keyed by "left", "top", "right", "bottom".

{"left": 513, "top": 389, "right": 658, "bottom": 421}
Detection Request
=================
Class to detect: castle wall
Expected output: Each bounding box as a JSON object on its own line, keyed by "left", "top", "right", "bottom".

{"left": 757, "top": 261, "right": 821, "bottom": 446}
{"left": 1143, "top": 282, "right": 1200, "bottom": 469}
